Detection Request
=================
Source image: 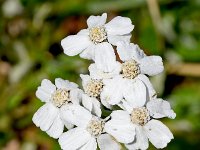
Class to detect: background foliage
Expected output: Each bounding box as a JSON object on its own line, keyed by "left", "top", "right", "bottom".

{"left": 0, "top": 0, "right": 200, "bottom": 149}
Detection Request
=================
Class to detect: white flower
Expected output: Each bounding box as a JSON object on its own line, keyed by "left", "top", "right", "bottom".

{"left": 32, "top": 78, "right": 82, "bottom": 139}
{"left": 59, "top": 105, "right": 121, "bottom": 150}
{"left": 105, "top": 97, "right": 176, "bottom": 150}
{"left": 80, "top": 74, "right": 103, "bottom": 117}
{"left": 61, "top": 13, "right": 134, "bottom": 72}
{"left": 101, "top": 74, "right": 156, "bottom": 107}
{"left": 116, "top": 41, "right": 164, "bottom": 76}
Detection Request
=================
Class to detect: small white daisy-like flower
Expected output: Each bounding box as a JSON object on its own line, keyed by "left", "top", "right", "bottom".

{"left": 32, "top": 78, "right": 82, "bottom": 139}
{"left": 101, "top": 74, "right": 156, "bottom": 107}
{"left": 61, "top": 13, "right": 134, "bottom": 73}
{"left": 80, "top": 74, "right": 103, "bottom": 117}
{"left": 116, "top": 41, "right": 164, "bottom": 77}
{"left": 59, "top": 105, "right": 121, "bottom": 150}
{"left": 105, "top": 96, "right": 176, "bottom": 150}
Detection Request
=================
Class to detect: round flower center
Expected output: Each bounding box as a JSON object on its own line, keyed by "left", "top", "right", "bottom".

{"left": 89, "top": 26, "right": 107, "bottom": 44}
{"left": 131, "top": 107, "right": 150, "bottom": 126}
{"left": 121, "top": 60, "right": 140, "bottom": 79}
{"left": 87, "top": 118, "right": 104, "bottom": 137}
{"left": 52, "top": 89, "right": 70, "bottom": 108}
{"left": 85, "top": 79, "right": 103, "bottom": 98}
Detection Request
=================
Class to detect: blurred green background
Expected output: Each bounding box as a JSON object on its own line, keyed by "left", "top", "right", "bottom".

{"left": 0, "top": 0, "right": 200, "bottom": 149}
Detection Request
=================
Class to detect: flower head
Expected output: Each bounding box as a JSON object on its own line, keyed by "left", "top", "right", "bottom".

{"left": 59, "top": 105, "right": 121, "bottom": 150}
{"left": 32, "top": 78, "right": 82, "bottom": 138}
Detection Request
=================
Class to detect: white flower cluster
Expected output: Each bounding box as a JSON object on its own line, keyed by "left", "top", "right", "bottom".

{"left": 33, "top": 13, "right": 176, "bottom": 150}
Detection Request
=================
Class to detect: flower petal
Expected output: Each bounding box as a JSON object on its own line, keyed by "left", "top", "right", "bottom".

{"left": 82, "top": 93, "right": 93, "bottom": 112}
{"left": 46, "top": 115, "right": 64, "bottom": 139}
{"left": 97, "top": 134, "right": 121, "bottom": 150}
{"left": 94, "top": 42, "right": 117, "bottom": 73}
{"left": 105, "top": 16, "right": 134, "bottom": 35}
{"left": 70, "top": 89, "right": 82, "bottom": 105}
{"left": 63, "top": 120, "right": 74, "bottom": 129}
{"left": 80, "top": 137, "right": 97, "bottom": 150}
{"left": 89, "top": 63, "right": 121, "bottom": 80}
{"left": 59, "top": 127, "right": 91, "bottom": 150}
{"left": 80, "top": 74, "right": 91, "bottom": 91}
{"left": 125, "top": 126, "right": 149, "bottom": 150}
{"left": 105, "top": 117, "right": 135, "bottom": 143}
{"left": 107, "top": 34, "right": 131, "bottom": 46}
{"left": 147, "top": 98, "right": 176, "bottom": 119}
{"left": 136, "top": 74, "right": 156, "bottom": 99}
{"left": 36, "top": 79, "right": 56, "bottom": 102}
{"left": 80, "top": 44, "right": 95, "bottom": 60}
{"left": 123, "top": 79, "right": 147, "bottom": 108}
{"left": 32, "top": 103, "right": 58, "bottom": 131}
{"left": 110, "top": 110, "right": 131, "bottom": 122}
{"left": 61, "top": 35, "right": 91, "bottom": 56}
{"left": 87, "top": 13, "right": 107, "bottom": 28}
{"left": 92, "top": 98, "right": 102, "bottom": 117}
{"left": 144, "top": 119, "right": 174, "bottom": 149}
{"left": 55, "top": 78, "right": 78, "bottom": 90}
{"left": 77, "top": 29, "right": 89, "bottom": 36}
{"left": 116, "top": 42, "right": 145, "bottom": 62}
{"left": 139, "top": 56, "right": 164, "bottom": 76}
{"left": 60, "top": 105, "right": 92, "bottom": 128}
{"left": 101, "top": 76, "right": 125, "bottom": 105}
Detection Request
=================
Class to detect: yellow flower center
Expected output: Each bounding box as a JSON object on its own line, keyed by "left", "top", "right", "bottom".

{"left": 89, "top": 26, "right": 107, "bottom": 44}
{"left": 85, "top": 79, "right": 104, "bottom": 98}
{"left": 131, "top": 107, "right": 150, "bottom": 126}
{"left": 121, "top": 60, "right": 140, "bottom": 79}
{"left": 52, "top": 89, "right": 70, "bottom": 108}
{"left": 87, "top": 118, "right": 104, "bottom": 137}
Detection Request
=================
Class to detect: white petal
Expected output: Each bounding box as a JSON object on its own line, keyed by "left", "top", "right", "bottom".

{"left": 59, "top": 127, "right": 91, "bottom": 150}
{"left": 87, "top": 13, "right": 107, "bottom": 28}
{"left": 46, "top": 115, "right": 64, "bottom": 139}
{"left": 61, "top": 35, "right": 91, "bottom": 56}
{"left": 77, "top": 29, "right": 89, "bottom": 36}
{"left": 116, "top": 42, "right": 145, "bottom": 62}
{"left": 89, "top": 63, "right": 121, "bottom": 80}
{"left": 147, "top": 98, "right": 176, "bottom": 119}
{"left": 105, "top": 16, "right": 134, "bottom": 35}
{"left": 144, "top": 119, "right": 174, "bottom": 149}
{"left": 94, "top": 42, "right": 117, "bottom": 73}
{"left": 97, "top": 134, "right": 121, "bottom": 150}
{"left": 82, "top": 94, "right": 93, "bottom": 112}
{"left": 32, "top": 103, "right": 58, "bottom": 131}
{"left": 63, "top": 120, "right": 74, "bottom": 129}
{"left": 80, "top": 74, "right": 91, "bottom": 91}
{"left": 118, "top": 100, "right": 133, "bottom": 114}
{"left": 101, "top": 97, "right": 113, "bottom": 109}
{"left": 80, "top": 137, "right": 97, "bottom": 150}
{"left": 36, "top": 79, "right": 56, "bottom": 102}
{"left": 55, "top": 78, "right": 78, "bottom": 90}
{"left": 92, "top": 98, "right": 102, "bottom": 117}
{"left": 101, "top": 76, "right": 125, "bottom": 105}
{"left": 125, "top": 126, "right": 149, "bottom": 150}
{"left": 60, "top": 105, "right": 92, "bottom": 128}
{"left": 110, "top": 110, "right": 131, "bottom": 122}
{"left": 80, "top": 44, "right": 95, "bottom": 60}
{"left": 123, "top": 79, "right": 147, "bottom": 108}
{"left": 70, "top": 89, "right": 82, "bottom": 105}
{"left": 107, "top": 34, "right": 131, "bottom": 46}
{"left": 139, "top": 56, "right": 164, "bottom": 76}
{"left": 116, "top": 41, "right": 136, "bottom": 61}
{"left": 105, "top": 118, "right": 135, "bottom": 143}
{"left": 136, "top": 74, "right": 156, "bottom": 99}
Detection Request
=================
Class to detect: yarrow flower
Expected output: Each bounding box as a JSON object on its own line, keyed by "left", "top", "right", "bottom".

{"left": 59, "top": 105, "right": 121, "bottom": 150}
{"left": 32, "top": 78, "right": 82, "bottom": 138}
{"left": 105, "top": 96, "right": 176, "bottom": 149}
{"left": 61, "top": 13, "right": 134, "bottom": 73}
{"left": 32, "top": 13, "right": 176, "bottom": 150}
